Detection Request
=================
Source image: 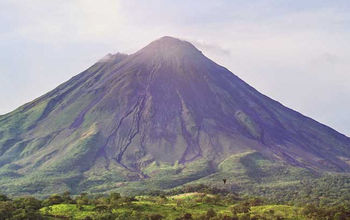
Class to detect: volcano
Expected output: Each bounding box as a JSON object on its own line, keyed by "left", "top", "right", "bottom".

{"left": 0, "top": 36, "right": 349, "bottom": 196}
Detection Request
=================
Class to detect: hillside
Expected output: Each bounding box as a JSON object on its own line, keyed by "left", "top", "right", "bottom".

{"left": 0, "top": 36, "right": 349, "bottom": 197}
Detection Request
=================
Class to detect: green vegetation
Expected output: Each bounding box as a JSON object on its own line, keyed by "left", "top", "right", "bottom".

{"left": 0, "top": 185, "right": 349, "bottom": 219}
{"left": 0, "top": 150, "right": 349, "bottom": 209}
{"left": 1, "top": 36, "right": 350, "bottom": 209}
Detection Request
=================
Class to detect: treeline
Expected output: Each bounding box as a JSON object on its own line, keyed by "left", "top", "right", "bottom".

{"left": 0, "top": 191, "right": 137, "bottom": 220}
{"left": 0, "top": 184, "right": 349, "bottom": 220}
{"left": 0, "top": 194, "right": 43, "bottom": 219}
{"left": 245, "top": 174, "right": 350, "bottom": 206}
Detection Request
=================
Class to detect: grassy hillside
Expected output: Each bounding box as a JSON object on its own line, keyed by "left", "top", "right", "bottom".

{"left": 0, "top": 151, "right": 349, "bottom": 207}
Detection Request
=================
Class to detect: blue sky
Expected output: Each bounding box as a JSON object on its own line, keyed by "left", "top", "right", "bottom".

{"left": 1, "top": 0, "right": 350, "bottom": 135}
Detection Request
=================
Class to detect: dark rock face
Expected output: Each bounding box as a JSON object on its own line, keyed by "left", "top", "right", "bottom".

{"left": 0, "top": 36, "right": 349, "bottom": 194}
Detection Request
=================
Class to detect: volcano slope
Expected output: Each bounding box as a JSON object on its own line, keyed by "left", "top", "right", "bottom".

{"left": 0, "top": 36, "right": 349, "bottom": 199}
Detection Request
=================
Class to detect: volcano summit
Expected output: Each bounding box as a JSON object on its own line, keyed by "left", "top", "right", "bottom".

{"left": 0, "top": 36, "right": 349, "bottom": 196}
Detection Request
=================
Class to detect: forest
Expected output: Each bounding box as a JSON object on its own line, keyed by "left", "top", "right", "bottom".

{"left": 0, "top": 184, "right": 349, "bottom": 220}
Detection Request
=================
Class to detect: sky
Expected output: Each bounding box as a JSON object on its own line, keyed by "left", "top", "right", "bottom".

{"left": 0, "top": 0, "right": 350, "bottom": 136}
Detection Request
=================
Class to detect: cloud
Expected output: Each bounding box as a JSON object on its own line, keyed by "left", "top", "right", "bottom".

{"left": 190, "top": 40, "right": 231, "bottom": 56}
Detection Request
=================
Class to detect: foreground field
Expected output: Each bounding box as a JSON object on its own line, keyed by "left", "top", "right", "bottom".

{"left": 41, "top": 197, "right": 306, "bottom": 220}
{"left": 1, "top": 185, "right": 349, "bottom": 219}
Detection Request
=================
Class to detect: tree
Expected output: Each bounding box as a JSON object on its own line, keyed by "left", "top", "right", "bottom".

{"left": 76, "top": 192, "right": 90, "bottom": 210}
{"left": 11, "top": 197, "right": 44, "bottom": 220}
{"left": 62, "top": 191, "right": 73, "bottom": 203}
{"left": 13, "top": 197, "right": 42, "bottom": 211}
{"left": 93, "top": 195, "right": 109, "bottom": 206}
{"left": 42, "top": 194, "right": 64, "bottom": 206}
{"left": 0, "top": 194, "right": 9, "bottom": 202}
{"left": 0, "top": 201, "right": 15, "bottom": 219}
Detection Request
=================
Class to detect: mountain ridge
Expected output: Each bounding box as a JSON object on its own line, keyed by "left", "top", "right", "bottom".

{"left": 0, "top": 36, "right": 349, "bottom": 196}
